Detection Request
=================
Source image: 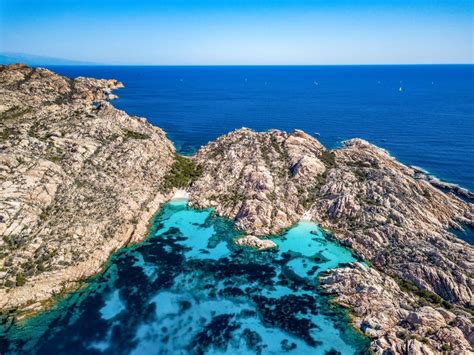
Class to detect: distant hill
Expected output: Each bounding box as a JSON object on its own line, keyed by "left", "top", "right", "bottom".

{"left": 0, "top": 52, "right": 99, "bottom": 66}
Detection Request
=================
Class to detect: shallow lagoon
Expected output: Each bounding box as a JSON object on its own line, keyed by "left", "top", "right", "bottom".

{"left": 0, "top": 200, "right": 369, "bottom": 354}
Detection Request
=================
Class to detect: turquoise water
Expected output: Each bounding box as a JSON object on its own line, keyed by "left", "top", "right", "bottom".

{"left": 0, "top": 200, "right": 368, "bottom": 354}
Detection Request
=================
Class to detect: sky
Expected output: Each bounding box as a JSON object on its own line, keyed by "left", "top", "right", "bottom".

{"left": 0, "top": 0, "right": 473, "bottom": 65}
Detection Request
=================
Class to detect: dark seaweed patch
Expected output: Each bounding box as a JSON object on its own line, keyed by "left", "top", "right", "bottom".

{"left": 0, "top": 202, "right": 370, "bottom": 354}
{"left": 243, "top": 328, "right": 264, "bottom": 353}
{"left": 253, "top": 294, "right": 321, "bottom": 347}
{"left": 191, "top": 314, "right": 241, "bottom": 354}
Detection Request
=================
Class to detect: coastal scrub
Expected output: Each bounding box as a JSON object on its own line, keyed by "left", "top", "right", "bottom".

{"left": 162, "top": 155, "right": 203, "bottom": 191}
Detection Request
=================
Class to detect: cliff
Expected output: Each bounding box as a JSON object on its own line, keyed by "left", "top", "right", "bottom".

{"left": 0, "top": 64, "right": 176, "bottom": 311}
{"left": 1, "top": 65, "right": 473, "bottom": 353}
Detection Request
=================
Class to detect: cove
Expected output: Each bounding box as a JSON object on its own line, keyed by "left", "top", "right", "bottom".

{"left": 0, "top": 199, "right": 369, "bottom": 354}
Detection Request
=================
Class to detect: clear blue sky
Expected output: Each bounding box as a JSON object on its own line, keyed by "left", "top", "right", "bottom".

{"left": 0, "top": 0, "right": 472, "bottom": 65}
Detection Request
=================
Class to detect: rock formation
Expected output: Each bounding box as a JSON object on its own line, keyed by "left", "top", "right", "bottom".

{"left": 0, "top": 64, "right": 176, "bottom": 312}
{"left": 234, "top": 235, "right": 277, "bottom": 250}
{"left": 189, "top": 128, "right": 474, "bottom": 353}
{"left": 321, "top": 263, "right": 473, "bottom": 354}
{"left": 189, "top": 128, "right": 327, "bottom": 235}
{"left": 1, "top": 65, "right": 473, "bottom": 353}
{"left": 189, "top": 130, "right": 473, "bottom": 306}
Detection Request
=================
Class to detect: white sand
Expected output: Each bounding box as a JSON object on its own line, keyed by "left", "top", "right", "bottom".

{"left": 172, "top": 189, "right": 189, "bottom": 200}
{"left": 300, "top": 210, "right": 313, "bottom": 221}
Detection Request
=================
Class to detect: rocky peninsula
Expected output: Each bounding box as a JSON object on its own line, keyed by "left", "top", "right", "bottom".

{"left": 0, "top": 64, "right": 176, "bottom": 312}
{"left": 1, "top": 65, "right": 473, "bottom": 354}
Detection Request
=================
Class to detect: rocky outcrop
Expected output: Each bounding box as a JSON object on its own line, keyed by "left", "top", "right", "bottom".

{"left": 1, "top": 65, "right": 473, "bottom": 353}
{"left": 411, "top": 165, "right": 474, "bottom": 200}
{"left": 312, "top": 139, "right": 473, "bottom": 308}
{"left": 321, "top": 264, "right": 473, "bottom": 354}
{"left": 0, "top": 64, "right": 176, "bottom": 311}
{"left": 189, "top": 128, "right": 328, "bottom": 235}
{"left": 234, "top": 235, "right": 277, "bottom": 250}
{"left": 189, "top": 130, "right": 474, "bottom": 310}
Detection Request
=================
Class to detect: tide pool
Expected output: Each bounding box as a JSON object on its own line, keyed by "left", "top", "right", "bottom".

{"left": 0, "top": 201, "right": 369, "bottom": 354}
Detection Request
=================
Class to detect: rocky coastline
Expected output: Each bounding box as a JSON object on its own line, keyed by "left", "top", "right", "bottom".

{"left": 0, "top": 64, "right": 176, "bottom": 313}
{"left": 411, "top": 165, "right": 474, "bottom": 202}
{"left": 1, "top": 65, "right": 473, "bottom": 354}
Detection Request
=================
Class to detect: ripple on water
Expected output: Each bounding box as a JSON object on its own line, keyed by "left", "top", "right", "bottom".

{"left": 0, "top": 200, "right": 369, "bottom": 354}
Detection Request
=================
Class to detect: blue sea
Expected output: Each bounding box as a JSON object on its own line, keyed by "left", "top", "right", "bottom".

{"left": 1, "top": 65, "right": 472, "bottom": 354}
{"left": 48, "top": 65, "right": 474, "bottom": 191}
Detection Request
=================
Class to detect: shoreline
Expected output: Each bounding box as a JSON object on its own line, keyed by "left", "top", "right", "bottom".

{"left": 411, "top": 165, "right": 474, "bottom": 201}
{"left": 1, "top": 64, "right": 473, "bottom": 353}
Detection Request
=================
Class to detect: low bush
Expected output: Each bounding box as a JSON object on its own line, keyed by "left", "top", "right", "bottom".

{"left": 162, "top": 155, "right": 203, "bottom": 191}
{"left": 123, "top": 129, "right": 150, "bottom": 140}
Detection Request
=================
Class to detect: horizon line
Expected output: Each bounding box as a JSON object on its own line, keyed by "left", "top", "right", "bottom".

{"left": 4, "top": 62, "right": 474, "bottom": 67}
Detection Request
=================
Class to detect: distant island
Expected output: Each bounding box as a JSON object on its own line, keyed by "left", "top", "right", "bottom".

{"left": 0, "top": 64, "right": 473, "bottom": 354}
{"left": 0, "top": 52, "right": 100, "bottom": 66}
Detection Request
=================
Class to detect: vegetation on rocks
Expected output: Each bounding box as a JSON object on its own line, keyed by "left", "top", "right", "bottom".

{"left": 1, "top": 64, "right": 473, "bottom": 354}
{"left": 394, "top": 277, "right": 453, "bottom": 310}
{"left": 188, "top": 129, "right": 474, "bottom": 354}
{"left": 123, "top": 129, "right": 150, "bottom": 140}
{"left": 0, "top": 64, "right": 175, "bottom": 312}
{"left": 319, "top": 150, "right": 337, "bottom": 169}
{"left": 162, "top": 155, "right": 203, "bottom": 191}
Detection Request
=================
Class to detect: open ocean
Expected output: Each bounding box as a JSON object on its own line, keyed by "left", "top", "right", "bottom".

{"left": 2, "top": 65, "right": 472, "bottom": 353}
{"left": 48, "top": 65, "right": 474, "bottom": 191}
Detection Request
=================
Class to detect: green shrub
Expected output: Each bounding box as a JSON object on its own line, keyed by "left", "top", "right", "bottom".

{"left": 123, "top": 129, "right": 150, "bottom": 140}
{"left": 319, "top": 150, "right": 337, "bottom": 169}
{"left": 353, "top": 168, "right": 368, "bottom": 181}
{"left": 4, "top": 279, "right": 14, "bottom": 288}
{"left": 36, "top": 262, "right": 46, "bottom": 273}
{"left": 0, "top": 127, "right": 15, "bottom": 141}
{"left": 46, "top": 154, "right": 62, "bottom": 163}
{"left": 162, "top": 155, "right": 203, "bottom": 191}
{"left": 441, "top": 344, "right": 452, "bottom": 351}
{"left": 39, "top": 207, "right": 51, "bottom": 222}
{"left": 395, "top": 277, "right": 452, "bottom": 309}
{"left": 16, "top": 272, "right": 26, "bottom": 287}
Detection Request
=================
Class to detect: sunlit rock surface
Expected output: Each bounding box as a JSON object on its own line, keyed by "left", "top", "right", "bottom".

{"left": 190, "top": 129, "right": 473, "bottom": 309}
{"left": 189, "top": 127, "right": 473, "bottom": 353}
{"left": 234, "top": 235, "right": 277, "bottom": 250}
{"left": 1, "top": 65, "right": 473, "bottom": 354}
{"left": 0, "top": 64, "right": 175, "bottom": 311}
{"left": 321, "top": 264, "right": 473, "bottom": 354}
